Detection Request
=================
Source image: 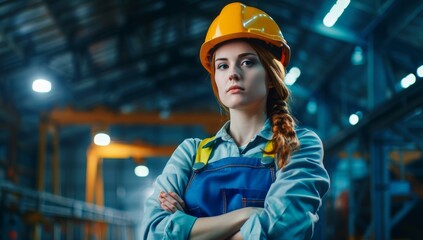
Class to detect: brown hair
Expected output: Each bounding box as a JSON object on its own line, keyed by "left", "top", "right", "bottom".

{"left": 210, "top": 39, "right": 300, "bottom": 168}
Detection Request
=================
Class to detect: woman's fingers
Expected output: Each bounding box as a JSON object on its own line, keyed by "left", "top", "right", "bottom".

{"left": 159, "top": 192, "right": 177, "bottom": 213}
{"left": 161, "top": 199, "right": 177, "bottom": 213}
{"left": 169, "top": 191, "right": 186, "bottom": 209}
{"left": 158, "top": 191, "right": 185, "bottom": 212}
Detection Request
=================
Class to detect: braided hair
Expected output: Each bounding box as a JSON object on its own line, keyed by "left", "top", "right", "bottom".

{"left": 250, "top": 42, "right": 299, "bottom": 168}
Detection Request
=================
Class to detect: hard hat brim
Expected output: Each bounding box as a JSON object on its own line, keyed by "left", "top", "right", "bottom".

{"left": 200, "top": 32, "right": 290, "bottom": 73}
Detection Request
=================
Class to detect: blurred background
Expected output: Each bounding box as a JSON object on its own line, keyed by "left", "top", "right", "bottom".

{"left": 0, "top": 0, "right": 422, "bottom": 239}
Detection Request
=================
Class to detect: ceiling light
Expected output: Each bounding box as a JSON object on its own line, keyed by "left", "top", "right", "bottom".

{"left": 323, "top": 0, "right": 350, "bottom": 27}
{"left": 32, "top": 79, "right": 51, "bottom": 93}
{"left": 417, "top": 65, "right": 423, "bottom": 78}
{"left": 400, "top": 73, "right": 416, "bottom": 89}
{"left": 93, "top": 132, "right": 111, "bottom": 146}
{"left": 135, "top": 165, "right": 149, "bottom": 177}
{"left": 285, "top": 67, "right": 301, "bottom": 86}
{"left": 349, "top": 113, "right": 359, "bottom": 125}
{"left": 351, "top": 46, "right": 364, "bottom": 65}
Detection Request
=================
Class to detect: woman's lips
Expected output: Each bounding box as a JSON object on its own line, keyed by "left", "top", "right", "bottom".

{"left": 227, "top": 86, "right": 244, "bottom": 93}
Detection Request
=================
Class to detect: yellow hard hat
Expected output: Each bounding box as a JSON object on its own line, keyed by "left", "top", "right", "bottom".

{"left": 200, "top": 2, "right": 290, "bottom": 73}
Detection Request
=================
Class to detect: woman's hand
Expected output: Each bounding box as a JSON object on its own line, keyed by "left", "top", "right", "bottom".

{"left": 158, "top": 191, "right": 186, "bottom": 213}
{"left": 227, "top": 231, "right": 243, "bottom": 240}
{"left": 158, "top": 189, "right": 263, "bottom": 240}
{"left": 190, "top": 207, "right": 263, "bottom": 240}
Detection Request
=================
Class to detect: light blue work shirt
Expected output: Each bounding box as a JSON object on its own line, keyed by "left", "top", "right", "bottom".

{"left": 140, "top": 119, "right": 330, "bottom": 239}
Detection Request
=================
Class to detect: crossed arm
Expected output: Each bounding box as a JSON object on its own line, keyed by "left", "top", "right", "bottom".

{"left": 159, "top": 191, "right": 262, "bottom": 240}
{"left": 142, "top": 131, "right": 330, "bottom": 239}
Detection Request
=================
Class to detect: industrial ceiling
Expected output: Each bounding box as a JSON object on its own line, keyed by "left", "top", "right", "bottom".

{"left": 0, "top": 0, "right": 421, "bottom": 139}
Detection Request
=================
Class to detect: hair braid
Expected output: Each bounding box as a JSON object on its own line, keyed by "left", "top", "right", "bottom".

{"left": 268, "top": 96, "right": 299, "bottom": 168}
{"left": 250, "top": 41, "right": 300, "bottom": 168}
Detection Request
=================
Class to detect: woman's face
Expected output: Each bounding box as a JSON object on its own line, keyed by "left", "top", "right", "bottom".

{"left": 213, "top": 40, "right": 269, "bottom": 112}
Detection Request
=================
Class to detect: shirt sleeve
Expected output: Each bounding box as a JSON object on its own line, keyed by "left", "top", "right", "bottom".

{"left": 240, "top": 129, "right": 330, "bottom": 239}
{"left": 140, "top": 138, "right": 200, "bottom": 240}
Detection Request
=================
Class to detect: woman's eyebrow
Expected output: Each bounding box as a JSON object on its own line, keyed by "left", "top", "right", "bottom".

{"left": 215, "top": 52, "right": 257, "bottom": 62}
{"left": 238, "top": 52, "right": 257, "bottom": 58}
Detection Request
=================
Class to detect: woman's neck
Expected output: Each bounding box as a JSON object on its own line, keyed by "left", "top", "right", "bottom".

{"left": 228, "top": 110, "right": 267, "bottom": 147}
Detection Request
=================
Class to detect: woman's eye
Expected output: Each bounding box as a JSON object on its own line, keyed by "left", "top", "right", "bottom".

{"left": 241, "top": 59, "right": 254, "bottom": 67}
{"left": 217, "top": 63, "right": 228, "bottom": 70}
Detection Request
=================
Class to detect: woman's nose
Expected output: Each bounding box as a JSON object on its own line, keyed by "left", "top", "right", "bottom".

{"left": 229, "top": 73, "right": 240, "bottom": 81}
{"left": 228, "top": 67, "right": 241, "bottom": 81}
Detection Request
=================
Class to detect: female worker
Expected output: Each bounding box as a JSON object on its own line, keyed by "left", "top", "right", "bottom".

{"left": 141, "top": 2, "right": 330, "bottom": 239}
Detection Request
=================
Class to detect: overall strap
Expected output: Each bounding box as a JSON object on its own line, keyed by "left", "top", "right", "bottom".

{"left": 261, "top": 140, "right": 276, "bottom": 167}
{"left": 262, "top": 140, "right": 274, "bottom": 158}
{"left": 194, "top": 136, "right": 216, "bottom": 170}
{"left": 194, "top": 136, "right": 276, "bottom": 170}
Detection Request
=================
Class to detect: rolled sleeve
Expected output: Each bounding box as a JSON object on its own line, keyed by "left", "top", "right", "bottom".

{"left": 241, "top": 129, "right": 330, "bottom": 239}
{"left": 164, "top": 210, "right": 197, "bottom": 239}
{"left": 140, "top": 138, "right": 200, "bottom": 240}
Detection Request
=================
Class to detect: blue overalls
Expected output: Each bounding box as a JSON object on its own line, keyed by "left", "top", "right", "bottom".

{"left": 184, "top": 137, "right": 276, "bottom": 217}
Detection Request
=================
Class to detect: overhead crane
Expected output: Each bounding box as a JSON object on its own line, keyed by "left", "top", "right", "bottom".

{"left": 37, "top": 106, "right": 226, "bottom": 194}
{"left": 85, "top": 141, "right": 177, "bottom": 206}
{"left": 34, "top": 107, "right": 226, "bottom": 239}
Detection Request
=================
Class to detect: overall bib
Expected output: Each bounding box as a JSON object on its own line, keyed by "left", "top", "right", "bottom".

{"left": 184, "top": 137, "right": 276, "bottom": 217}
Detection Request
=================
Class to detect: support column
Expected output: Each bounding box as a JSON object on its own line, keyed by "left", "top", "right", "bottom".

{"left": 370, "top": 135, "right": 390, "bottom": 240}
{"left": 95, "top": 158, "right": 108, "bottom": 239}
{"left": 86, "top": 150, "right": 98, "bottom": 204}
{"left": 86, "top": 150, "right": 102, "bottom": 240}
{"left": 34, "top": 121, "right": 47, "bottom": 240}
{"left": 52, "top": 125, "right": 60, "bottom": 195}
{"left": 367, "top": 34, "right": 391, "bottom": 111}
{"left": 95, "top": 158, "right": 104, "bottom": 206}
{"left": 347, "top": 150, "right": 356, "bottom": 240}
{"left": 37, "top": 121, "right": 47, "bottom": 191}
{"left": 7, "top": 125, "right": 18, "bottom": 182}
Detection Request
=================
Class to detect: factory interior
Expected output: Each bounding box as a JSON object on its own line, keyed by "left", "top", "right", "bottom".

{"left": 1, "top": 0, "right": 423, "bottom": 239}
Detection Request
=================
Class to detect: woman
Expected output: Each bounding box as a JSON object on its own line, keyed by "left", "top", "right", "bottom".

{"left": 141, "top": 2, "right": 330, "bottom": 239}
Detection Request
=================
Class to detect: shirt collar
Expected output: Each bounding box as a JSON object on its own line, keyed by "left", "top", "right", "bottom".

{"left": 257, "top": 118, "right": 273, "bottom": 140}
{"left": 207, "top": 118, "right": 273, "bottom": 148}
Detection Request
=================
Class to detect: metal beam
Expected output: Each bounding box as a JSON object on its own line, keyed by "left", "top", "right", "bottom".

{"left": 308, "top": 23, "right": 365, "bottom": 46}
{"left": 51, "top": 125, "right": 60, "bottom": 195}
{"left": 380, "top": 0, "right": 423, "bottom": 48}
{"left": 369, "top": 136, "right": 390, "bottom": 240}
{"left": 0, "top": 24, "right": 24, "bottom": 59}
{"left": 390, "top": 196, "right": 419, "bottom": 228}
{"left": 307, "top": 0, "right": 402, "bottom": 97}
{"left": 0, "top": 0, "right": 44, "bottom": 21}
{"left": 85, "top": 141, "right": 177, "bottom": 215}
{"left": 15, "top": 47, "right": 200, "bottom": 111}
{"left": 325, "top": 1, "right": 423, "bottom": 152}
{"left": 88, "top": 141, "right": 177, "bottom": 159}
{"left": 391, "top": 124, "right": 423, "bottom": 151}
{"left": 46, "top": 107, "right": 226, "bottom": 134}
{"left": 358, "top": 0, "right": 400, "bottom": 38}
{"left": 0, "top": 181, "right": 136, "bottom": 225}
{"left": 0, "top": 1, "right": 204, "bottom": 77}
{"left": 37, "top": 121, "right": 47, "bottom": 191}
{"left": 367, "top": 35, "right": 390, "bottom": 110}
{"left": 325, "top": 79, "right": 423, "bottom": 154}
{"left": 388, "top": 37, "right": 423, "bottom": 61}
{"left": 261, "top": 2, "right": 366, "bottom": 45}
